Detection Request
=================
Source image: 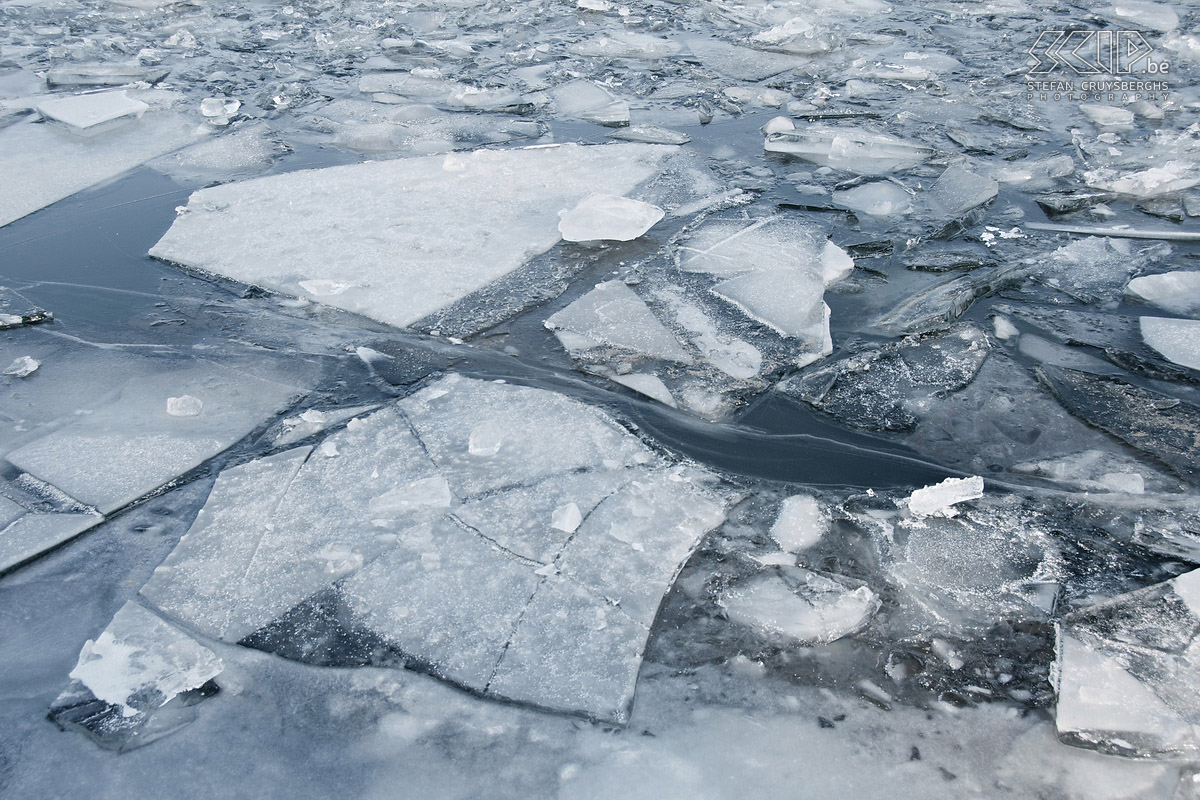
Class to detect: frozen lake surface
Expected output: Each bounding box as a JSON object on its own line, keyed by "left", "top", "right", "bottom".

{"left": 1, "top": 0, "right": 1199, "bottom": 796}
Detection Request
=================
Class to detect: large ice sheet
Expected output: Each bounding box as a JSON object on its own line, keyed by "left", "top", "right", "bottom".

{"left": 1056, "top": 569, "right": 1200, "bottom": 758}
{"left": 142, "top": 375, "right": 731, "bottom": 722}
{"left": 0, "top": 109, "right": 196, "bottom": 228}
{"left": 5, "top": 361, "right": 307, "bottom": 513}
{"left": 150, "top": 143, "right": 673, "bottom": 329}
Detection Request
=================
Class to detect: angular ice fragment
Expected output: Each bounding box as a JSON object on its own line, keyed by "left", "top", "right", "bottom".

{"left": 925, "top": 165, "right": 998, "bottom": 217}
{"left": 1080, "top": 104, "right": 1134, "bottom": 130}
{"left": 551, "top": 502, "right": 583, "bottom": 533}
{"left": 611, "top": 373, "right": 676, "bottom": 407}
{"left": 1140, "top": 316, "right": 1200, "bottom": 371}
{"left": 0, "top": 106, "right": 197, "bottom": 228}
{"left": 3, "top": 355, "right": 39, "bottom": 377}
{"left": 69, "top": 603, "right": 222, "bottom": 717}
{"left": 150, "top": 144, "right": 671, "bottom": 329}
{"left": 551, "top": 80, "right": 630, "bottom": 126}
{"left": 1127, "top": 271, "right": 1200, "bottom": 317}
{"left": 1037, "top": 365, "right": 1200, "bottom": 485}
{"left": 50, "top": 602, "right": 221, "bottom": 751}
{"left": 721, "top": 569, "right": 878, "bottom": 644}
{"left": 608, "top": 125, "right": 690, "bottom": 145}
{"left": 467, "top": 420, "right": 504, "bottom": 457}
{"left": 1055, "top": 569, "right": 1200, "bottom": 758}
{"left": 558, "top": 194, "right": 664, "bottom": 242}
{"left": 769, "top": 494, "right": 827, "bottom": 552}
{"left": 764, "top": 125, "right": 933, "bottom": 174}
{"left": 677, "top": 217, "right": 851, "bottom": 361}
{"left": 832, "top": 179, "right": 913, "bottom": 217}
{"left": 1085, "top": 161, "right": 1200, "bottom": 199}
{"left": 684, "top": 37, "right": 803, "bottom": 81}
{"left": 5, "top": 362, "right": 305, "bottom": 513}
{"left": 1100, "top": 1, "right": 1179, "bottom": 31}
{"left": 368, "top": 476, "right": 453, "bottom": 514}
{"left": 45, "top": 63, "right": 167, "bottom": 87}
{"left": 907, "top": 476, "right": 984, "bottom": 518}
{"left": 545, "top": 281, "right": 693, "bottom": 364}
{"left": 36, "top": 90, "right": 148, "bottom": 136}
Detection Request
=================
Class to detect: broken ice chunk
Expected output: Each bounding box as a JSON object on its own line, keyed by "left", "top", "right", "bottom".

{"left": 1055, "top": 569, "right": 1200, "bottom": 758}
{"left": 832, "top": 179, "right": 913, "bottom": 217}
{"left": 764, "top": 125, "right": 933, "bottom": 174}
{"left": 721, "top": 569, "right": 879, "bottom": 644}
{"left": 545, "top": 281, "right": 693, "bottom": 364}
{"left": 1126, "top": 271, "right": 1200, "bottom": 317}
{"left": 5, "top": 361, "right": 306, "bottom": 514}
{"left": 608, "top": 125, "right": 690, "bottom": 145}
{"left": 36, "top": 90, "right": 148, "bottom": 136}
{"left": 1140, "top": 317, "right": 1200, "bottom": 371}
{"left": 1099, "top": 0, "right": 1179, "bottom": 31}
{"left": 924, "top": 165, "right": 998, "bottom": 217}
{"left": 3, "top": 355, "right": 39, "bottom": 377}
{"left": 1037, "top": 365, "right": 1200, "bottom": 485}
{"left": 551, "top": 80, "right": 630, "bottom": 126}
{"left": 1085, "top": 161, "right": 1200, "bottom": 199}
{"left": 684, "top": 37, "right": 803, "bottom": 81}
{"left": 50, "top": 602, "right": 221, "bottom": 751}
{"left": 769, "top": 494, "right": 827, "bottom": 553}
{"left": 69, "top": 602, "right": 222, "bottom": 717}
{"left": 150, "top": 144, "right": 671, "bottom": 329}
{"left": 45, "top": 64, "right": 168, "bottom": 87}
{"left": 610, "top": 373, "right": 677, "bottom": 407}
{"left": 907, "top": 476, "right": 984, "bottom": 518}
{"left": 557, "top": 194, "right": 664, "bottom": 242}
{"left": 140, "top": 376, "right": 730, "bottom": 722}
{"left": 1080, "top": 104, "right": 1134, "bottom": 131}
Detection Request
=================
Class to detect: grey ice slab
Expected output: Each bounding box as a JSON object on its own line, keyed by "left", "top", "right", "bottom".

{"left": 0, "top": 110, "right": 196, "bottom": 228}
{"left": 397, "top": 374, "right": 654, "bottom": 498}
{"left": 0, "top": 512, "right": 104, "bottom": 573}
{"left": 140, "top": 375, "right": 731, "bottom": 722}
{"left": 150, "top": 143, "right": 672, "bottom": 330}
{"left": 1056, "top": 568, "right": 1200, "bottom": 758}
{"left": 6, "top": 361, "right": 307, "bottom": 514}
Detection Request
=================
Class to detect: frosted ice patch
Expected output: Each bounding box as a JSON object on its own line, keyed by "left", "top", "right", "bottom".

{"left": 721, "top": 570, "right": 879, "bottom": 644}
{"left": 166, "top": 395, "right": 203, "bottom": 417}
{"left": 150, "top": 144, "right": 671, "bottom": 329}
{"left": 1140, "top": 316, "right": 1200, "bottom": 371}
{"left": 769, "top": 494, "right": 827, "bottom": 553}
{"left": 3, "top": 355, "right": 39, "bottom": 377}
{"left": 36, "top": 90, "right": 148, "bottom": 134}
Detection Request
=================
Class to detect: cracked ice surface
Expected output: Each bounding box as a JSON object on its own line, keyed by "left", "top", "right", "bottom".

{"left": 141, "top": 374, "right": 731, "bottom": 722}
{"left": 150, "top": 143, "right": 673, "bottom": 329}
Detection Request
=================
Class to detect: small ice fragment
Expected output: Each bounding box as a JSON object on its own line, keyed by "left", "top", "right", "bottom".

{"left": 721, "top": 571, "right": 879, "bottom": 644}
{"left": 832, "top": 180, "right": 913, "bottom": 217}
{"left": 769, "top": 494, "right": 827, "bottom": 552}
{"left": 369, "top": 477, "right": 453, "bottom": 514}
{"left": 608, "top": 125, "right": 690, "bottom": 145}
{"left": 762, "top": 116, "right": 795, "bottom": 135}
{"left": 1140, "top": 316, "right": 1200, "bottom": 371}
{"left": 199, "top": 97, "right": 240, "bottom": 124}
{"left": 3, "top": 356, "right": 40, "bottom": 377}
{"left": 558, "top": 194, "right": 664, "bottom": 242}
{"left": 467, "top": 420, "right": 504, "bottom": 457}
{"left": 1080, "top": 103, "right": 1134, "bottom": 130}
{"left": 764, "top": 125, "right": 933, "bottom": 174}
{"left": 610, "top": 373, "right": 677, "bottom": 407}
{"left": 36, "top": 90, "right": 148, "bottom": 136}
{"left": 992, "top": 315, "right": 1019, "bottom": 340}
{"left": 550, "top": 502, "right": 582, "bottom": 533}
{"left": 166, "top": 395, "right": 204, "bottom": 417}
{"left": 550, "top": 80, "right": 630, "bottom": 126}
{"left": 298, "top": 279, "right": 352, "bottom": 296}
{"left": 1127, "top": 271, "right": 1200, "bottom": 317}
{"left": 907, "top": 476, "right": 984, "bottom": 518}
